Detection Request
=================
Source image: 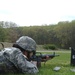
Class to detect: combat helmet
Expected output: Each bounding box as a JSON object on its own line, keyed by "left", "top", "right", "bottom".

{"left": 16, "top": 36, "right": 36, "bottom": 52}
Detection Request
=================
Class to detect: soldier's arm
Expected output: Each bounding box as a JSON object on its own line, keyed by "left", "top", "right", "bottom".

{"left": 13, "top": 49, "right": 39, "bottom": 74}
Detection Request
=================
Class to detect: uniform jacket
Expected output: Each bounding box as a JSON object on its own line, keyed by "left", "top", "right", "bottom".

{"left": 0, "top": 47, "right": 39, "bottom": 74}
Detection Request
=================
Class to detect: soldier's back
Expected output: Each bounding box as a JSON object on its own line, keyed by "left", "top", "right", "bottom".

{"left": 0, "top": 47, "right": 22, "bottom": 74}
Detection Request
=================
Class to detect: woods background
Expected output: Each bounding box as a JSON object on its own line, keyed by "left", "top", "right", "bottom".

{"left": 0, "top": 20, "right": 75, "bottom": 49}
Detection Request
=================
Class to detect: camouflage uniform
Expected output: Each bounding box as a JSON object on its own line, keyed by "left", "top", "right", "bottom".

{"left": 0, "top": 36, "right": 39, "bottom": 74}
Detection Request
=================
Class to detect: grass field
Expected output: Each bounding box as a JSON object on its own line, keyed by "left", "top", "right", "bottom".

{"left": 33, "top": 51, "right": 75, "bottom": 75}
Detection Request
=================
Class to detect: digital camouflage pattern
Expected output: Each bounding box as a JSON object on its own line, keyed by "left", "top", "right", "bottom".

{"left": 16, "top": 36, "right": 36, "bottom": 52}
{"left": 0, "top": 47, "right": 39, "bottom": 74}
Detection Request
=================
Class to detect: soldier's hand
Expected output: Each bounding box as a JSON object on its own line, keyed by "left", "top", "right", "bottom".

{"left": 42, "top": 55, "right": 50, "bottom": 62}
{"left": 46, "top": 55, "right": 50, "bottom": 60}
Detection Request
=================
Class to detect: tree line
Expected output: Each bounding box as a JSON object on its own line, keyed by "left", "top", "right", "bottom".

{"left": 0, "top": 20, "right": 75, "bottom": 49}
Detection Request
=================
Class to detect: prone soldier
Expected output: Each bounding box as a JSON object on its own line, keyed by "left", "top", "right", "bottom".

{"left": 0, "top": 36, "right": 59, "bottom": 74}
{"left": 0, "top": 36, "right": 39, "bottom": 74}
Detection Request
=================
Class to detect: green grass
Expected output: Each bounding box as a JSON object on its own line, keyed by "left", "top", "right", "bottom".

{"left": 36, "top": 51, "right": 75, "bottom": 75}
{"left": 4, "top": 51, "right": 75, "bottom": 75}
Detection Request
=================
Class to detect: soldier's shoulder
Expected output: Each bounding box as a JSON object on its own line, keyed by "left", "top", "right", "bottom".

{"left": 4, "top": 47, "right": 21, "bottom": 54}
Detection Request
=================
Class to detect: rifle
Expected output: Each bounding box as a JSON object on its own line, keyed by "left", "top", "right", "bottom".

{"left": 29, "top": 52, "right": 59, "bottom": 67}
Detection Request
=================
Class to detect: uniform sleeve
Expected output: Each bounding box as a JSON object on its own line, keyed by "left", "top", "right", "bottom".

{"left": 12, "top": 50, "right": 39, "bottom": 74}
